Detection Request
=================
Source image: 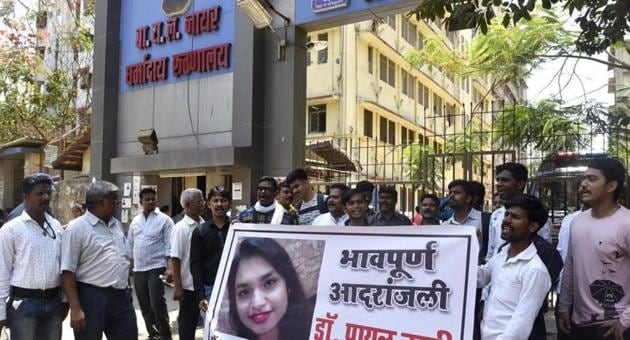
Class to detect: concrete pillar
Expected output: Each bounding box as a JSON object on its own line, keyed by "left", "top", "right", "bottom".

{"left": 262, "top": 25, "right": 307, "bottom": 177}
{"left": 90, "top": 0, "right": 120, "bottom": 182}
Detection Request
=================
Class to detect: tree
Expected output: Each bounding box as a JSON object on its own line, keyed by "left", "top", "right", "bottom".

{"left": 493, "top": 100, "right": 588, "bottom": 153}
{"left": 409, "top": 0, "right": 629, "bottom": 55}
{"left": 0, "top": 47, "right": 77, "bottom": 143}
{"left": 401, "top": 100, "right": 604, "bottom": 189}
{"left": 0, "top": 0, "right": 94, "bottom": 144}
{"left": 405, "top": 11, "right": 629, "bottom": 103}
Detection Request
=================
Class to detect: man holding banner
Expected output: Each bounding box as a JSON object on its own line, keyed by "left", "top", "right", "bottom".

{"left": 477, "top": 195, "right": 552, "bottom": 340}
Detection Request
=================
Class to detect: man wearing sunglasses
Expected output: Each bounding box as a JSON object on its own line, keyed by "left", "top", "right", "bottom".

{"left": 238, "top": 177, "right": 298, "bottom": 225}
{"left": 0, "top": 173, "right": 65, "bottom": 340}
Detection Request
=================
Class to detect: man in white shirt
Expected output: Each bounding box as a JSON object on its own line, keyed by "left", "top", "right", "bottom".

{"left": 61, "top": 181, "right": 137, "bottom": 340}
{"left": 486, "top": 163, "right": 552, "bottom": 263}
{"left": 478, "top": 195, "right": 552, "bottom": 340}
{"left": 0, "top": 174, "right": 64, "bottom": 340}
{"left": 312, "top": 183, "right": 349, "bottom": 226}
{"left": 129, "top": 187, "right": 174, "bottom": 340}
{"left": 169, "top": 188, "right": 205, "bottom": 340}
{"left": 443, "top": 180, "right": 482, "bottom": 238}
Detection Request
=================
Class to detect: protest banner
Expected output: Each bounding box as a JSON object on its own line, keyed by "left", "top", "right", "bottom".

{"left": 205, "top": 224, "right": 479, "bottom": 340}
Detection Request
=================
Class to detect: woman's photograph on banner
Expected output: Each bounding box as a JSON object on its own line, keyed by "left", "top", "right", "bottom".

{"left": 216, "top": 237, "right": 325, "bottom": 340}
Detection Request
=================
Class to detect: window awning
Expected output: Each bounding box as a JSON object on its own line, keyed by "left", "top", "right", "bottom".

{"left": 305, "top": 138, "right": 357, "bottom": 172}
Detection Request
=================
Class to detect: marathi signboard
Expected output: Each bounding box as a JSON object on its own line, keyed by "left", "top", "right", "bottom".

{"left": 205, "top": 224, "right": 478, "bottom": 340}
{"left": 296, "top": 0, "right": 417, "bottom": 30}
{"left": 119, "top": 0, "right": 234, "bottom": 92}
{"left": 312, "top": 0, "right": 350, "bottom": 13}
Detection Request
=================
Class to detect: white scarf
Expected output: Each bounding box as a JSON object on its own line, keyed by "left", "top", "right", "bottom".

{"left": 254, "top": 201, "right": 276, "bottom": 213}
{"left": 270, "top": 200, "right": 287, "bottom": 225}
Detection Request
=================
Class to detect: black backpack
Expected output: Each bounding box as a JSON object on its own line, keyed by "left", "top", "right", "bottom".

{"left": 298, "top": 193, "right": 329, "bottom": 214}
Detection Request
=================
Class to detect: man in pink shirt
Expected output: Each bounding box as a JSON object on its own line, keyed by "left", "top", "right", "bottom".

{"left": 558, "top": 157, "right": 630, "bottom": 339}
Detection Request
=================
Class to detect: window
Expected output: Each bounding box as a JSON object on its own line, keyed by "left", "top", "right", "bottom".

{"left": 433, "top": 94, "right": 443, "bottom": 115}
{"left": 388, "top": 120, "right": 396, "bottom": 144}
{"left": 364, "top": 109, "right": 373, "bottom": 138}
{"left": 445, "top": 104, "right": 454, "bottom": 126}
{"left": 418, "top": 84, "right": 430, "bottom": 108}
{"left": 446, "top": 72, "right": 455, "bottom": 84}
{"left": 409, "top": 27, "right": 417, "bottom": 49}
{"left": 388, "top": 57, "right": 396, "bottom": 86}
{"left": 401, "top": 127, "right": 415, "bottom": 145}
{"left": 385, "top": 15, "right": 396, "bottom": 30}
{"left": 417, "top": 32, "right": 424, "bottom": 49}
{"left": 401, "top": 19, "right": 409, "bottom": 41}
{"left": 402, "top": 19, "right": 418, "bottom": 47}
{"left": 308, "top": 104, "right": 326, "bottom": 133}
{"left": 401, "top": 70, "right": 408, "bottom": 96}
{"left": 306, "top": 36, "right": 311, "bottom": 66}
{"left": 401, "top": 70, "right": 415, "bottom": 98}
{"left": 380, "top": 117, "right": 388, "bottom": 143}
{"left": 317, "top": 33, "right": 328, "bottom": 64}
{"left": 379, "top": 117, "right": 396, "bottom": 144}
{"left": 368, "top": 46, "right": 373, "bottom": 74}
{"left": 401, "top": 127, "right": 408, "bottom": 145}
{"left": 379, "top": 54, "right": 396, "bottom": 87}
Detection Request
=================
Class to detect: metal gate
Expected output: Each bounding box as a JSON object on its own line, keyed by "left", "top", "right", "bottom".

{"left": 305, "top": 102, "right": 630, "bottom": 220}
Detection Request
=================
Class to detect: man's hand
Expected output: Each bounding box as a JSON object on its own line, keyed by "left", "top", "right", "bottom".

{"left": 602, "top": 319, "right": 628, "bottom": 340}
{"left": 173, "top": 287, "right": 184, "bottom": 301}
{"left": 70, "top": 306, "right": 86, "bottom": 331}
{"left": 163, "top": 268, "right": 174, "bottom": 283}
{"left": 199, "top": 299, "right": 209, "bottom": 312}
{"left": 0, "top": 319, "right": 8, "bottom": 332}
{"left": 558, "top": 311, "right": 572, "bottom": 335}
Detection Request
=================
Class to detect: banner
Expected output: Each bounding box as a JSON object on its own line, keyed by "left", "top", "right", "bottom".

{"left": 205, "top": 224, "right": 479, "bottom": 340}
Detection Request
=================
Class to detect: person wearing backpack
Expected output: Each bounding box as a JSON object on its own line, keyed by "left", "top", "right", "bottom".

{"left": 286, "top": 168, "right": 328, "bottom": 225}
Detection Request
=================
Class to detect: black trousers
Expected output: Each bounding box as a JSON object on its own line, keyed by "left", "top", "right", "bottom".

{"left": 134, "top": 268, "right": 171, "bottom": 340}
{"left": 177, "top": 290, "right": 198, "bottom": 340}
{"left": 73, "top": 283, "right": 137, "bottom": 340}
{"left": 570, "top": 323, "right": 630, "bottom": 340}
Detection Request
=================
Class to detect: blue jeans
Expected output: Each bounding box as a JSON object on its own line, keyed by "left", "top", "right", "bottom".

{"left": 7, "top": 295, "right": 63, "bottom": 340}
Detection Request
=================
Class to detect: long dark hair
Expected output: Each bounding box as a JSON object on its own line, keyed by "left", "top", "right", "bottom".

{"left": 227, "top": 238, "right": 311, "bottom": 340}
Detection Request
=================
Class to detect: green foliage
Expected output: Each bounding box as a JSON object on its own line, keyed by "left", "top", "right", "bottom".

{"left": 409, "top": 0, "right": 629, "bottom": 55}
{"left": 493, "top": 100, "right": 589, "bottom": 153}
{"left": 403, "top": 142, "right": 446, "bottom": 191}
{"left": 404, "top": 11, "right": 574, "bottom": 87}
{"left": 0, "top": 0, "right": 95, "bottom": 145}
{"left": 0, "top": 48, "right": 76, "bottom": 143}
{"left": 83, "top": 0, "right": 95, "bottom": 17}
{"left": 401, "top": 100, "right": 617, "bottom": 186}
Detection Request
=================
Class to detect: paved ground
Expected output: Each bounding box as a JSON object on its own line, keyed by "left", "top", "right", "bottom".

{"left": 1, "top": 286, "right": 561, "bottom": 340}
{"left": 1, "top": 285, "right": 203, "bottom": 340}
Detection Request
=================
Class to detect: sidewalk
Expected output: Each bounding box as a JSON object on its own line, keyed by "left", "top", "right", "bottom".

{"left": 1, "top": 287, "right": 561, "bottom": 340}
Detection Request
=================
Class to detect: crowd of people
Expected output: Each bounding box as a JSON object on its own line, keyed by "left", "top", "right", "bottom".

{"left": 0, "top": 157, "right": 628, "bottom": 340}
